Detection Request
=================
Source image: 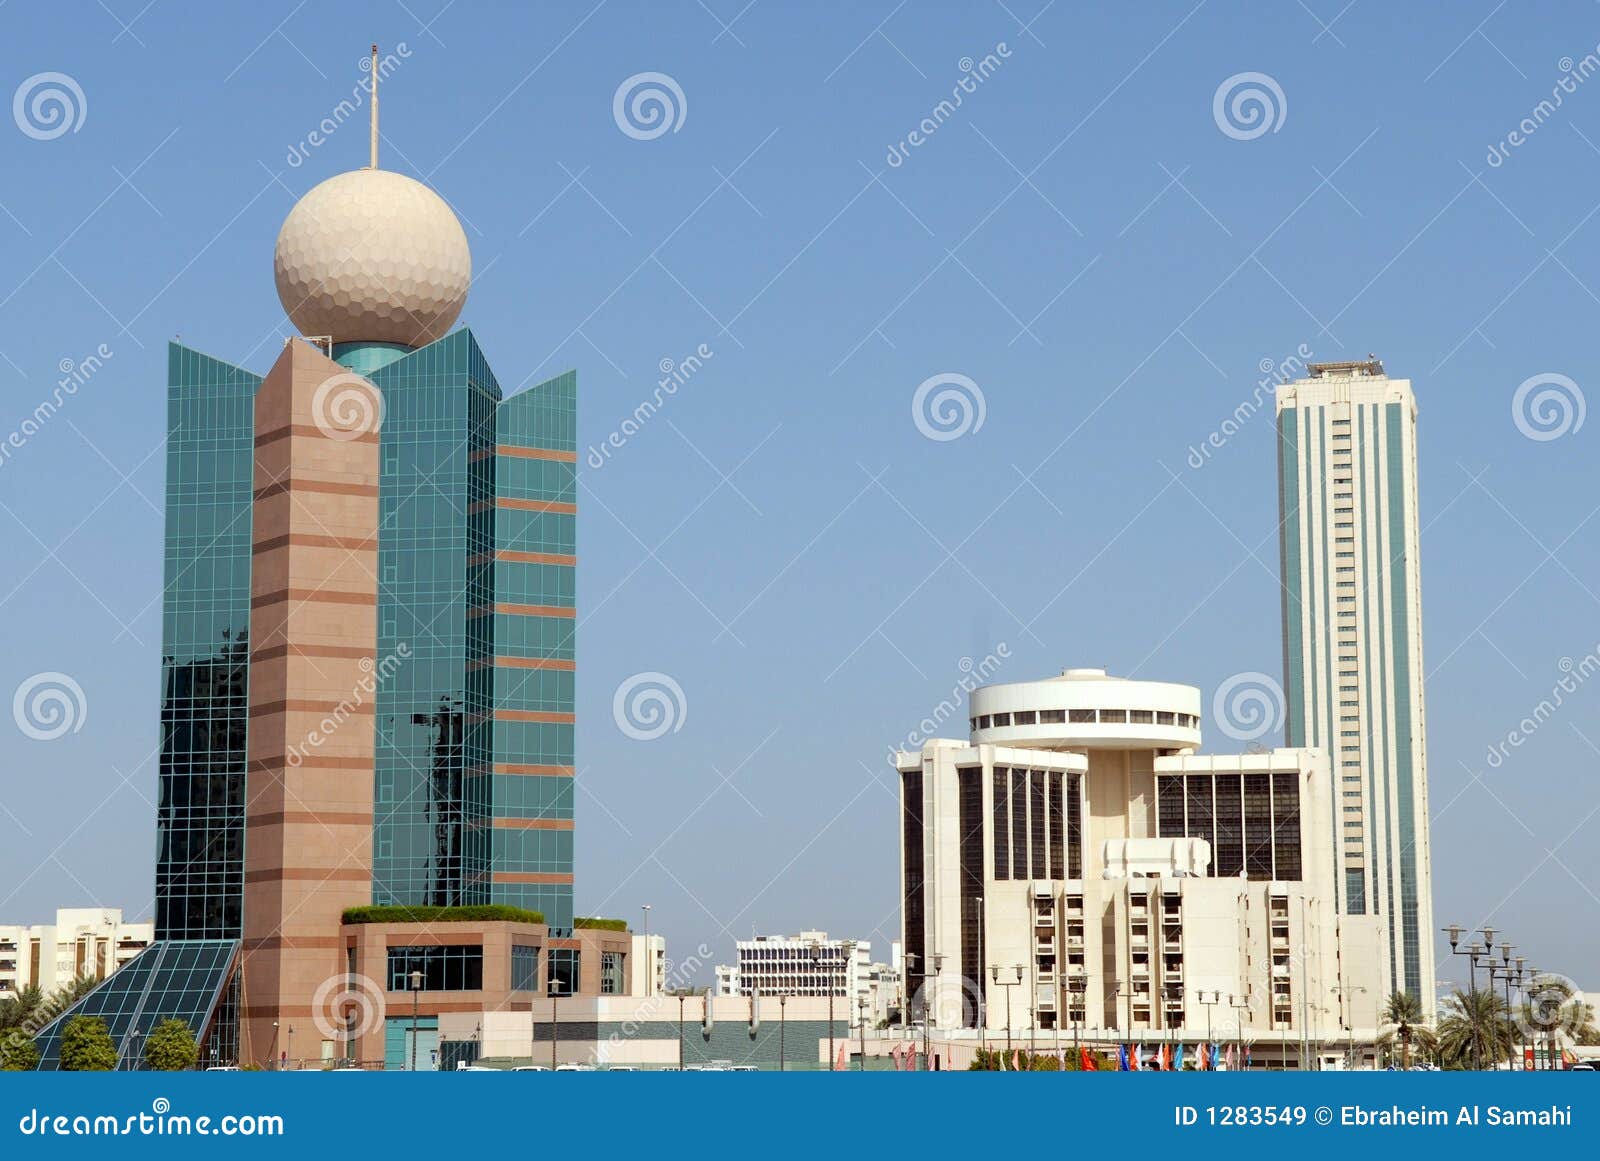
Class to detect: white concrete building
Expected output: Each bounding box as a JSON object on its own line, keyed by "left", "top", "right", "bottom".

{"left": 0, "top": 908, "right": 153, "bottom": 996}
{"left": 896, "top": 668, "right": 1386, "bottom": 1067}
{"left": 631, "top": 933, "right": 667, "bottom": 998}
{"left": 715, "top": 932, "right": 873, "bottom": 1016}
{"left": 1277, "top": 360, "right": 1435, "bottom": 1014}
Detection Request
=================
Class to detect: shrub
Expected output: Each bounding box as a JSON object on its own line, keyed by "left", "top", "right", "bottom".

{"left": 342, "top": 905, "right": 544, "bottom": 926}
{"left": 60, "top": 1016, "right": 117, "bottom": 1072}
{"left": 573, "top": 917, "right": 629, "bottom": 932}
{"left": 0, "top": 1031, "right": 39, "bottom": 1071}
{"left": 144, "top": 1019, "right": 198, "bottom": 1071}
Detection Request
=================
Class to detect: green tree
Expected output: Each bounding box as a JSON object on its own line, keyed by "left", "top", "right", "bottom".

{"left": 143, "top": 1019, "right": 198, "bottom": 1072}
{"left": 0, "top": 985, "right": 44, "bottom": 1034}
{"left": 0, "top": 1030, "right": 40, "bottom": 1071}
{"left": 1437, "top": 988, "right": 1515, "bottom": 1070}
{"left": 59, "top": 1016, "right": 118, "bottom": 1072}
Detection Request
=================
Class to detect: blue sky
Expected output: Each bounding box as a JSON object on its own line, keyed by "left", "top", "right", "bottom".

{"left": 1, "top": 0, "right": 1597, "bottom": 991}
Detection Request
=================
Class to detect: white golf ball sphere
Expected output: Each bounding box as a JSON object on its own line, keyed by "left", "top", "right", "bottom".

{"left": 274, "top": 168, "right": 471, "bottom": 347}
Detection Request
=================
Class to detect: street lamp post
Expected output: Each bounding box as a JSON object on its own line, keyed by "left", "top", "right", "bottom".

{"left": 409, "top": 969, "right": 422, "bottom": 1072}
{"left": 857, "top": 996, "right": 868, "bottom": 1071}
{"left": 677, "top": 994, "right": 686, "bottom": 1071}
{"left": 990, "top": 964, "right": 1024, "bottom": 1060}
{"left": 1228, "top": 993, "right": 1250, "bottom": 1071}
{"left": 548, "top": 975, "right": 562, "bottom": 1070}
{"left": 268, "top": 1021, "right": 279, "bottom": 1072}
{"left": 926, "top": 951, "right": 944, "bottom": 1071}
{"left": 1196, "top": 989, "right": 1220, "bottom": 1048}
{"left": 778, "top": 994, "right": 787, "bottom": 1071}
{"left": 285, "top": 1025, "right": 294, "bottom": 1071}
{"left": 1443, "top": 923, "right": 1498, "bottom": 1070}
{"left": 1067, "top": 976, "right": 1087, "bottom": 1064}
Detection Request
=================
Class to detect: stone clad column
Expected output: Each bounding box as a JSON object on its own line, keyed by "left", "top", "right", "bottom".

{"left": 241, "top": 339, "right": 382, "bottom": 1066}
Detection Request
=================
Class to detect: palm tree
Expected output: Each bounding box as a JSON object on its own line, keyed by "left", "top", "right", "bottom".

{"left": 1380, "top": 991, "right": 1430, "bottom": 1069}
{"left": 1437, "top": 987, "right": 1516, "bottom": 1070}
{"left": 0, "top": 986, "right": 45, "bottom": 1034}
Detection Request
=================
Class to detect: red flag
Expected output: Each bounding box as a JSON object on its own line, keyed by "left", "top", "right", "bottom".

{"left": 1129, "top": 1043, "right": 1140, "bottom": 1071}
{"left": 909, "top": 1044, "right": 919, "bottom": 1071}
{"left": 834, "top": 1042, "right": 848, "bottom": 1071}
{"left": 1080, "top": 1046, "right": 1096, "bottom": 1071}
{"left": 1013, "top": 1049, "right": 1022, "bottom": 1072}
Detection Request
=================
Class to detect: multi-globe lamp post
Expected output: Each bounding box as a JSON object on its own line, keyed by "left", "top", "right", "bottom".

{"left": 1443, "top": 923, "right": 1504, "bottom": 1070}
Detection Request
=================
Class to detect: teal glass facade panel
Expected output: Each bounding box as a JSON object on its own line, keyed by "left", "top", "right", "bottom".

{"left": 366, "top": 331, "right": 500, "bottom": 907}
{"left": 1385, "top": 402, "right": 1421, "bottom": 999}
{"left": 157, "top": 345, "right": 260, "bottom": 941}
{"left": 491, "top": 372, "right": 576, "bottom": 931}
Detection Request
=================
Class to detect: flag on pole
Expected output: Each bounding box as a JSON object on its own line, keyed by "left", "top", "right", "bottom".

{"left": 1213, "top": 1043, "right": 1223, "bottom": 1072}
{"left": 1081, "top": 1046, "right": 1097, "bottom": 1071}
{"left": 1173, "top": 1042, "right": 1184, "bottom": 1071}
{"left": 1013, "top": 1049, "right": 1023, "bottom": 1072}
{"left": 1117, "top": 1044, "right": 1129, "bottom": 1071}
{"left": 1197, "top": 1042, "right": 1209, "bottom": 1071}
{"left": 1161, "top": 1044, "right": 1172, "bottom": 1071}
{"left": 890, "top": 1043, "right": 903, "bottom": 1070}
{"left": 834, "top": 1042, "right": 848, "bottom": 1071}
{"left": 909, "top": 1044, "right": 919, "bottom": 1072}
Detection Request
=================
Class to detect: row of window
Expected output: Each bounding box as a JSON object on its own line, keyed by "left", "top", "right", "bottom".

{"left": 1155, "top": 772, "right": 1302, "bottom": 880}
{"left": 972, "top": 708, "right": 1199, "bottom": 730}
{"left": 991, "top": 767, "right": 1083, "bottom": 881}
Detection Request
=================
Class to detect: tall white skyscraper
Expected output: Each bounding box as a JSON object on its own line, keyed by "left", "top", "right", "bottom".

{"left": 1276, "top": 359, "right": 1435, "bottom": 1012}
